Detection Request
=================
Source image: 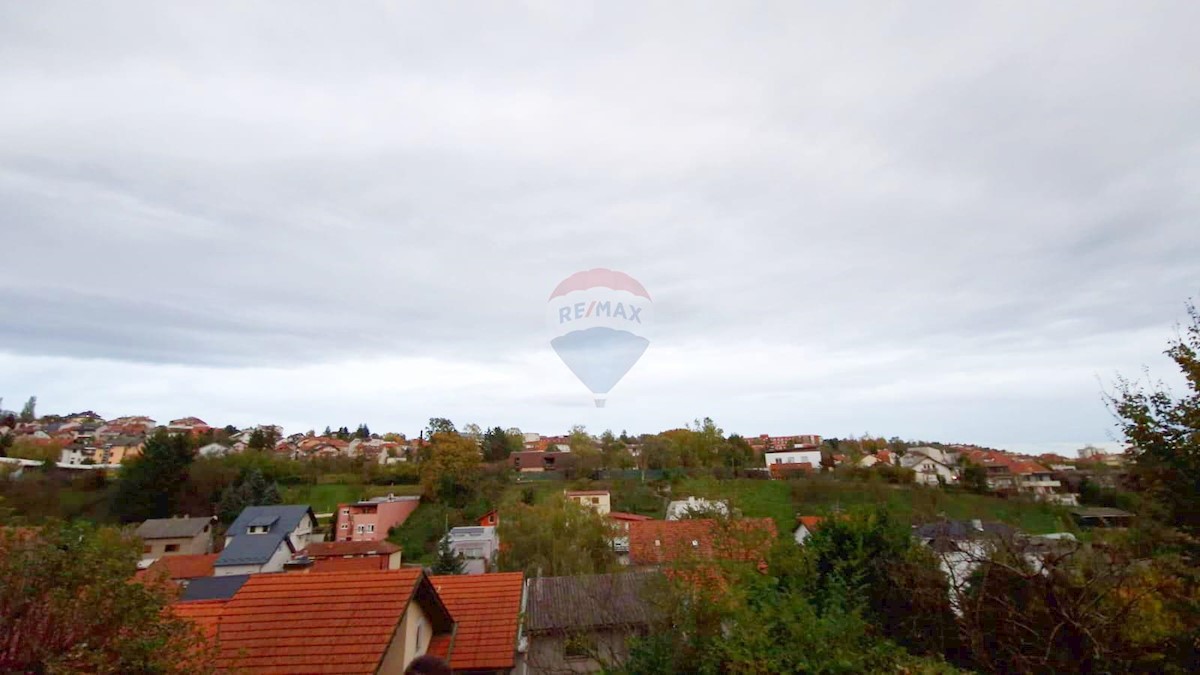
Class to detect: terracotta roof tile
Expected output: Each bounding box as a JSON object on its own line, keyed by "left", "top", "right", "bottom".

{"left": 796, "top": 516, "right": 825, "bottom": 530}
{"left": 628, "top": 518, "right": 777, "bottom": 565}
{"left": 608, "top": 511, "right": 653, "bottom": 522}
{"left": 172, "top": 600, "right": 226, "bottom": 641}
{"left": 430, "top": 573, "right": 523, "bottom": 671}
{"left": 303, "top": 541, "right": 400, "bottom": 558}
{"left": 309, "top": 557, "right": 388, "bottom": 572}
{"left": 145, "top": 553, "right": 219, "bottom": 580}
{"left": 177, "top": 569, "right": 427, "bottom": 674}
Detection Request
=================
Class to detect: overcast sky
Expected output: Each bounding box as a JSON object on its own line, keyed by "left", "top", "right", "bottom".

{"left": 2, "top": 2, "right": 1197, "bottom": 453}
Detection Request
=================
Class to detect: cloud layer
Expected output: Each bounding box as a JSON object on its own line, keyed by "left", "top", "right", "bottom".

{"left": 2, "top": 2, "right": 1197, "bottom": 450}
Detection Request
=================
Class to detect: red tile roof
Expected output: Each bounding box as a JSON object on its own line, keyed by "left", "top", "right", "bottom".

{"left": 172, "top": 600, "right": 226, "bottom": 641}
{"left": 303, "top": 541, "right": 400, "bottom": 558}
{"left": 628, "top": 518, "right": 777, "bottom": 566}
{"left": 177, "top": 569, "right": 444, "bottom": 674}
{"left": 428, "top": 573, "right": 524, "bottom": 672}
{"left": 796, "top": 516, "right": 825, "bottom": 530}
{"left": 608, "top": 511, "right": 653, "bottom": 522}
{"left": 565, "top": 490, "right": 610, "bottom": 497}
{"left": 144, "top": 553, "right": 218, "bottom": 581}
{"left": 309, "top": 557, "right": 388, "bottom": 573}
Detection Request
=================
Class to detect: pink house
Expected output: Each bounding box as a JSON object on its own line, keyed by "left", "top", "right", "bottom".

{"left": 334, "top": 494, "right": 420, "bottom": 542}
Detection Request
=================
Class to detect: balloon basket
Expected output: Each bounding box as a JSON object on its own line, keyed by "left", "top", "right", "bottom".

{"left": 594, "top": 398, "right": 606, "bottom": 408}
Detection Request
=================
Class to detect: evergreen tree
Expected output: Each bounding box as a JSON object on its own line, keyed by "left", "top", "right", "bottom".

{"left": 432, "top": 536, "right": 465, "bottom": 575}
{"left": 110, "top": 430, "right": 195, "bottom": 523}
{"left": 18, "top": 396, "right": 36, "bottom": 423}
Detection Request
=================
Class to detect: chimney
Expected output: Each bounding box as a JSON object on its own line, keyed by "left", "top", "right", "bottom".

{"left": 971, "top": 519, "right": 983, "bottom": 532}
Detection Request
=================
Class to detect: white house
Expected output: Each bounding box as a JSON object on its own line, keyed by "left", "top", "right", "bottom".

{"left": 665, "top": 496, "right": 729, "bottom": 520}
{"left": 444, "top": 526, "right": 499, "bottom": 575}
{"left": 566, "top": 490, "right": 611, "bottom": 515}
{"left": 214, "top": 505, "right": 319, "bottom": 576}
{"left": 763, "top": 449, "right": 822, "bottom": 469}
{"left": 197, "top": 442, "right": 229, "bottom": 457}
{"left": 901, "top": 452, "right": 956, "bottom": 486}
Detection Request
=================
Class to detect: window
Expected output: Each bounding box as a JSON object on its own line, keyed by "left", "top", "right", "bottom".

{"left": 564, "top": 634, "right": 594, "bottom": 660}
{"left": 341, "top": 509, "right": 350, "bottom": 515}
{"left": 143, "top": 545, "right": 152, "bottom": 554}
{"left": 165, "top": 544, "right": 179, "bottom": 552}
{"left": 591, "top": 497, "right": 600, "bottom": 505}
{"left": 340, "top": 523, "right": 348, "bottom": 530}
{"left": 416, "top": 622, "right": 423, "bottom": 649}
{"left": 356, "top": 525, "right": 365, "bottom": 533}
{"left": 654, "top": 539, "right": 661, "bottom": 547}
{"left": 248, "top": 525, "right": 269, "bottom": 534}
{"left": 366, "top": 524, "right": 375, "bottom": 533}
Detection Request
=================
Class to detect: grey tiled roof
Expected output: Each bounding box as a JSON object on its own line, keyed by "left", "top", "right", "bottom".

{"left": 215, "top": 505, "right": 314, "bottom": 567}
{"left": 135, "top": 516, "right": 212, "bottom": 540}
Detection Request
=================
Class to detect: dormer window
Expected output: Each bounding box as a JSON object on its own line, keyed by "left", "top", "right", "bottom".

{"left": 248, "top": 525, "right": 269, "bottom": 534}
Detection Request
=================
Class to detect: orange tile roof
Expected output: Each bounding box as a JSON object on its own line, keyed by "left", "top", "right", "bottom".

{"left": 172, "top": 600, "right": 226, "bottom": 641}
{"left": 185, "top": 569, "right": 437, "bottom": 674}
{"left": 429, "top": 573, "right": 523, "bottom": 672}
{"left": 796, "top": 516, "right": 825, "bottom": 530}
{"left": 565, "top": 490, "right": 610, "bottom": 497}
{"left": 608, "top": 511, "right": 653, "bottom": 522}
{"left": 628, "top": 518, "right": 777, "bottom": 565}
{"left": 145, "top": 553, "right": 219, "bottom": 581}
{"left": 309, "top": 557, "right": 388, "bottom": 573}
{"left": 303, "top": 541, "right": 400, "bottom": 558}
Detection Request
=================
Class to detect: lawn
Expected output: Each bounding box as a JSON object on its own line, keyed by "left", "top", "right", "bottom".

{"left": 669, "top": 477, "right": 1076, "bottom": 535}
{"left": 280, "top": 482, "right": 422, "bottom": 513}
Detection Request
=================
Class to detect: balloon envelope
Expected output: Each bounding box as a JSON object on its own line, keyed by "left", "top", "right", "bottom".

{"left": 551, "top": 327, "right": 650, "bottom": 396}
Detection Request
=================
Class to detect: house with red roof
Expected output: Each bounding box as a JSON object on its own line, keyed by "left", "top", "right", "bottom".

{"left": 173, "top": 570, "right": 526, "bottom": 674}
{"left": 427, "top": 572, "right": 524, "bottom": 673}
{"left": 292, "top": 540, "right": 403, "bottom": 571}
{"left": 627, "top": 518, "right": 777, "bottom": 567}
{"left": 173, "top": 569, "right": 454, "bottom": 674}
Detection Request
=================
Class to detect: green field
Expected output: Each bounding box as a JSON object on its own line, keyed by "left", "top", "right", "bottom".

{"left": 672, "top": 477, "right": 1075, "bottom": 535}
{"left": 279, "top": 483, "right": 422, "bottom": 513}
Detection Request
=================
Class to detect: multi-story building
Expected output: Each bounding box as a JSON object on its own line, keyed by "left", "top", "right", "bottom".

{"left": 334, "top": 494, "right": 420, "bottom": 542}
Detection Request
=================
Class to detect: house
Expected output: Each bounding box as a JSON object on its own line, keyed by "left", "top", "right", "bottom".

{"left": 444, "top": 526, "right": 499, "bottom": 575}
{"left": 763, "top": 449, "right": 823, "bottom": 475}
{"left": 478, "top": 509, "right": 499, "bottom": 527}
{"left": 294, "top": 540, "right": 403, "bottom": 571}
{"left": 214, "top": 505, "right": 319, "bottom": 576}
{"left": 173, "top": 569, "right": 454, "bottom": 673}
{"left": 523, "top": 572, "right": 661, "bottom": 674}
{"left": 102, "top": 436, "right": 144, "bottom": 464}
{"left": 511, "top": 450, "right": 575, "bottom": 473}
{"left": 167, "top": 417, "right": 211, "bottom": 437}
{"left": 914, "top": 519, "right": 1019, "bottom": 604}
{"left": 139, "top": 553, "right": 219, "bottom": 584}
{"left": 666, "top": 496, "right": 727, "bottom": 520}
{"left": 136, "top": 516, "right": 215, "bottom": 560}
{"left": 608, "top": 512, "right": 653, "bottom": 559}
{"left": 427, "top": 572, "right": 525, "bottom": 673}
{"left": 197, "top": 442, "right": 230, "bottom": 457}
{"left": 334, "top": 494, "right": 421, "bottom": 542}
{"left": 857, "top": 450, "right": 894, "bottom": 468}
{"left": 1070, "top": 507, "right": 1134, "bottom": 528}
{"left": 566, "top": 490, "right": 611, "bottom": 515}
{"left": 750, "top": 434, "right": 822, "bottom": 452}
{"left": 627, "top": 518, "right": 777, "bottom": 566}
{"left": 793, "top": 515, "right": 825, "bottom": 544}
{"left": 900, "top": 451, "right": 956, "bottom": 486}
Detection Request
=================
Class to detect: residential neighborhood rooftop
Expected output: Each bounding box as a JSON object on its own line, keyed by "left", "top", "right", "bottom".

{"left": 428, "top": 572, "right": 524, "bottom": 672}
{"left": 134, "top": 516, "right": 213, "bottom": 540}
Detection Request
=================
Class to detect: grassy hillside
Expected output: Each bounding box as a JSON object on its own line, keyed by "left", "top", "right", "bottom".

{"left": 672, "top": 477, "right": 1075, "bottom": 535}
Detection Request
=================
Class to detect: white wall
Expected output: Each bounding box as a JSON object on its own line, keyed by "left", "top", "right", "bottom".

{"left": 763, "top": 450, "right": 822, "bottom": 467}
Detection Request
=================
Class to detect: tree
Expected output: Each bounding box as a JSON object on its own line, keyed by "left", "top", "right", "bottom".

{"left": 426, "top": 417, "right": 457, "bottom": 437}
{"left": 18, "top": 396, "right": 36, "bottom": 423}
{"left": 497, "top": 497, "right": 618, "bottom": 577}
{"left": 481, "top": 426, "right": 516, "bottom": 462}
{"left": 0, "top": 431, "right": 12, "bottom": 457}
{"left": 323, "top": 425, "right": 332, "bottom": 436}
{"left": 1111, "top": 299, "right": 1200, "bottom": 536}
{"left": 0, "top": 521, "right": 216, "bottom": 673}
{"left": 419, "top": 432, "right": 481, "bottom": 505}
{"left": 216, "top": 468, "right": 282, "bottom": 523}
{"left": 110, "top": 429, "right": 196, "bottom": 523}
{"left": 431, "top": 536, "right": 466, "bottom": 575}
{"left": 719, "top": 434, "right": 754, "bottom": 472}
{"left": 356, "top": 423, "right": 371, "bottom": 439}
